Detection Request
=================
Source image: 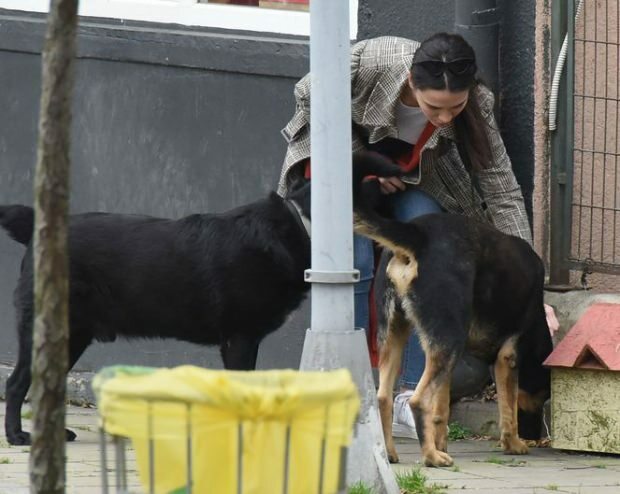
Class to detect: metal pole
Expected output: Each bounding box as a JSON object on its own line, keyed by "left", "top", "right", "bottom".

{"left": 455, "top": 0, "right": 500, "bottom": 102}
{"left": 304, "top": 0, "right": 357, "bottom": 332}
{"left": 548, "top": 0, "right": 572, "bottom": 288}
{"left": 299, "top": 1, "right": 399, "bottom": 492}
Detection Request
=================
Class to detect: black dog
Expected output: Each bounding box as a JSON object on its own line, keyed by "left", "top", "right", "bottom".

{"left": 0, "top": 155, "right": 400, "bottom": 446}
{"left": 0, "top": 185, "right": 315, "bottom": 445}
{"left": 354, "top": 166, "right": 553, "bottom": 467}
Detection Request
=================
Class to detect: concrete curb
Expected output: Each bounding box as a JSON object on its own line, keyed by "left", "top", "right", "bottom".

{"left": 0, "top": 365, "right": 96, "bottom": 406}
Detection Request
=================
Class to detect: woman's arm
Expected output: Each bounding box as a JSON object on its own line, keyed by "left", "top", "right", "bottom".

{"left": 474, "top": 87, "right": 533, "bottom": 244}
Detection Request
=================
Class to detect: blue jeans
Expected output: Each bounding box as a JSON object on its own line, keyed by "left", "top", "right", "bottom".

{"left": 354, "top": 186, "right": 443, "bottom": 389}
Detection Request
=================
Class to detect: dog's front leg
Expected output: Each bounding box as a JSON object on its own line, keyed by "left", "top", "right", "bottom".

{"left": 221, "top": 334, "right": 260, "bottom": 370}
{"left": 432, "top": 379, "right": 451, "bottom": 453}
{"left": 495, "top": 338, "right": 528, "bottom": 455}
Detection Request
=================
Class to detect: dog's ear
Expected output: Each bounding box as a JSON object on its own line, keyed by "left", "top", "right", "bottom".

{"left": 353, "top": 150, "right": 402, "bottom": 181}
{"left": 286, "top": 178, "right": 311, "bottom": 219}
{"left": 288, "top": 175, "right": 309, "bottom": 195}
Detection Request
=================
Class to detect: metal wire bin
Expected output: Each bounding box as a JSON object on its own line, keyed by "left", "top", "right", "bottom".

{"left": 94, "top": 366, "right": 360, "bottom": 494}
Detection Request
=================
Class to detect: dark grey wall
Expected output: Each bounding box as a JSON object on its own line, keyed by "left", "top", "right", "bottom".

{"left": 0, "top": 12, "right": 311, "bottom": 373}
{"left": 358, "top": 0, "right": 537, "bottom": 221}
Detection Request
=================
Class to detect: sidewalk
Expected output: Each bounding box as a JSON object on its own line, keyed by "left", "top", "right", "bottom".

{"left": 1, "top": 403, "right": 619, "bottom": 493}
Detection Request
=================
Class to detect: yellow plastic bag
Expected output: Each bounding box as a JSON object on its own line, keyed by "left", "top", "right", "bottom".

{"left": 93, "top": 366, "right": 360, "bottom": 494}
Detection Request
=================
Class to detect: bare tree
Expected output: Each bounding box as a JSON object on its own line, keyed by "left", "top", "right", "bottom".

{"left": 29, "top": 1, "right": 79, "bottom": 493}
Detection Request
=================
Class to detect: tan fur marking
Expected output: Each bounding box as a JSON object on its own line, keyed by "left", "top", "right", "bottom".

{"left": 386, "top": 254, "right": 419, "bottom": 298}
{"left": 354, "top": 217, "right": 416, "bottom": 262}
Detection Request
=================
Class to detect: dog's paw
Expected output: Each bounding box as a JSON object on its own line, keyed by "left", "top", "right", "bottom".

{"left": 66, "top": 428, "right": 77, "bottom": 442}
{"left": 7, "top": 430, "right": 31, "bottom": 446}
{"left": 386, "top": 447, "right": 400, "bottom": 464}
{"left": 7, "top": 428, "right": 76, "bottom": 445}
{"left": 387, "top": 453, "right": 400, "bottom": 464}
{"left": 423, "top": 450, "right": 453, "bottom": 467}
{"left": 502, "top": 437, "right": 529, "bottom": 455}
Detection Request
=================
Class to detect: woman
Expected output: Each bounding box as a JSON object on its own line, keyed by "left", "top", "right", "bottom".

{"left": 278, "top": 33, "right": 532, "bottom": 438}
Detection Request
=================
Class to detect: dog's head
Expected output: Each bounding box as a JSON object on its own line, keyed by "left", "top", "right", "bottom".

{"left": 286, "top": 151, "right": 403, "bottom": 221}
{"left": 517, "top": 326, "right": 553, "bottom": 440}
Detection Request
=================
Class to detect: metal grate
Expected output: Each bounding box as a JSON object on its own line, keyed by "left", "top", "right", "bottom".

{"left": 570, "top": 0, "right": 620, "bottom": 275}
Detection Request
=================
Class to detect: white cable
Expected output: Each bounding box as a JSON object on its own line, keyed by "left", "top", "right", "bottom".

{"left": 549, "top": 0, "right": 584, "bottom": 131}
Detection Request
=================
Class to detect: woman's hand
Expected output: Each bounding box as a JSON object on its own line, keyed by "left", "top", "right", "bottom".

{"left": 377, "top": 176, "right": 406, "bottom": 194}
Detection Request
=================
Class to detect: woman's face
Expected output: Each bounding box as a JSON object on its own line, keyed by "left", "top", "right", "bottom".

{"left": 408, "top": 74, "right": 469, "bottom": 128}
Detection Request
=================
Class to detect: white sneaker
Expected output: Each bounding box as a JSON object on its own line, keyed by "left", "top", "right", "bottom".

{"left": 392, "top": 390, "right": 417, "bottom": 439}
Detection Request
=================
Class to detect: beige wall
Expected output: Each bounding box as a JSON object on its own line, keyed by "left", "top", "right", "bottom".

{"left": 535, "top": 0, "right": 620, "bottom": 293}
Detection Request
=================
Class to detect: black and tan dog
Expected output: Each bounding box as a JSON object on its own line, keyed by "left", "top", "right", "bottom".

{"left": 354, "top": 163, "right": 553, "bottom": 467}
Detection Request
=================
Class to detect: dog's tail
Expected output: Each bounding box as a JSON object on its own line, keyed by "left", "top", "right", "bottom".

{"left": 0, "top": 205, "right": 34, "bottom": 246}
{"left": 352, "top": 151, "right": 428, "bottom": 257}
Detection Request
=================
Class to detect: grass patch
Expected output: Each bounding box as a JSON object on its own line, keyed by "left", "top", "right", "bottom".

{"left": 0, "top": 457, "right": 11, "bottom": 464}
{"left": 447, "top": 422, "right": 472, "bottom": 441}
{"left": 21, "top": 410, "right": 33, "bottom": 420}
{"left": 482, "top": 456, "right": 527, "bottom": 467}
{"left": 348, "top": 481, "right": 375, "bottom": 494}
{"left": 591, "top": 463, "right": 607, "bottom": 469}
{"left": 450, "top": 465, "right": 460, "bottom": 472}
{"left": 544, "top": 485, "right": 559, "bottom": 491}
{"left": 396, "top": 467, "right": 449, "bottom": 494}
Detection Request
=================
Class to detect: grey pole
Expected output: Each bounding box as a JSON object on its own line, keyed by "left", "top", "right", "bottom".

{"left": 455, "top": 0, "right": 499, "bottom": 101}
{"left": 299, "top": 1, "right": 399, "bottom": 492}
{"left": 304, "top": 0, "right": 356, "bottom": 332}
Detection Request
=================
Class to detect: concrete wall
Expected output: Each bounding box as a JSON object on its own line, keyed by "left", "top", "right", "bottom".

{"left": 0, "top": 13, "right": 311, "bottom": 373}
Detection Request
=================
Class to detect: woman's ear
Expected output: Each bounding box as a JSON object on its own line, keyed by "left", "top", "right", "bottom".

{"left": 407, "top": 71, "right": 414, "bottom": 88}
{"left": 404, "top": 72, "right": 418, "bottom": 107}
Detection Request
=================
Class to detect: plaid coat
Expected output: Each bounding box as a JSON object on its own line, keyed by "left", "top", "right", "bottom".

{"left": 278, "top": 36, "right": 532, "bottom": 244}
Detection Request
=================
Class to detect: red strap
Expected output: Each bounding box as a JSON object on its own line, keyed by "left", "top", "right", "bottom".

{"left": 395, "top": 121, "right": 436, "bottom": 173}
{"left": 303, "top": 121, "right": 435, "bottom": 179}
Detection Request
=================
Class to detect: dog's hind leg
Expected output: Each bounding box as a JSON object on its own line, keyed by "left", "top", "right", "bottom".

{"left": 409, "top": 346, "right": 456, "bottom": 467}
{"left": 59, "top": 331, "right": 94, "bottom": 442}
{"left": 495, "top": 337, "right": 529, "bottom": 455}
{"left": 5, "top": 355, "right": 32, "bottom": 445}
{"left": 5, "top": 308, "right": 34, "bottom": 445}
{"left": 377, "top": 312, "right": 410, "bottom": 464}
{"left": 5, "top": 324, "right": 92, "bottom": 445}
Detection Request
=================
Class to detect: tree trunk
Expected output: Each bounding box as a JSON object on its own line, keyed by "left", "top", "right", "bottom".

{"left": 29, "top": 1, "right": 78, "bottom": 493}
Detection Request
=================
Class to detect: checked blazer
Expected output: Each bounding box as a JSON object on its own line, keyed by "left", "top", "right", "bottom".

{"left": 277, "top": 36, "right": 532, "bottom": 244}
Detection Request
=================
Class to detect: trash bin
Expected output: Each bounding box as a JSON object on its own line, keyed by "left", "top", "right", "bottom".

{"left": 93, "top": 365, "right": 360, "bottom": 494}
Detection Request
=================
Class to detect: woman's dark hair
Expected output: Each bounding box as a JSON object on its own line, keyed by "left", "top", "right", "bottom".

{"left": 411, "top": 32, "right": 492, "bottom": 172}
